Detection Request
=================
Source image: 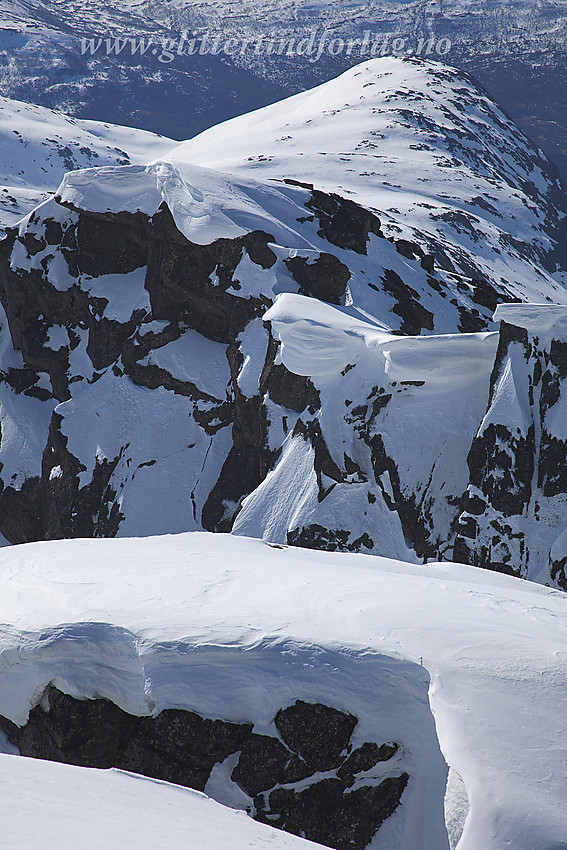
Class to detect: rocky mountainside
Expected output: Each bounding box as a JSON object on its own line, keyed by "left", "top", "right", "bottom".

{"left": 1, "top": 57, "right": 567, "bottom": 589}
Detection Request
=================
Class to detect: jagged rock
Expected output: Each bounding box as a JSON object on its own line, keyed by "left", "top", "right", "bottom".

{"left": 304, "top": 188, "right": 384, "bottom": 255}
{"left": 258, "top": 774, "right": 409, "bottom": 850}
{"left": 265, "top": 363, "right": 320, "bottom": 414}
{"left": 74, "top": 208, "right": 149, "bottom": 277}
{"left": 7, "top": 688, "right": 140, "bottom": 768}
{"left": 3, "top": 687, "right": 252, "bottom": 790}
{"left": 396, "top": 239, "right": 424, "bottom": 261}
{"left": 337, "top": 742, "right": 399, "bottom": 780}
{"left": 274, "top": 701, "right": 357, "bottom": 772}
{"left": 285, "top": 253, "right": 350, "bottom": 305}
{"left": 379, "top": 269, "right": 435, "bottom": 335}
{"left": 453, "top": 305, "right": 567, "bottom": 584}
{"left": 287, "top": 524, "right": 374, "bottom": 553}
{"left": 231, "top": 735, "right": 311, "bottom": 797}
{"left": 145, "top": 204, "right": 275, "bottom": 343}
{"left": 118, "top": 709, "right": 253, "bottom": 791}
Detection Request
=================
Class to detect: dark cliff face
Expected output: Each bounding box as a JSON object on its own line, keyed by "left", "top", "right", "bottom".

{"left": 0, "top": 174, "right": 506, "bottom": 546}
{"left": 0, "top": 688, "right": 409, "bottom": 850}
{"left": 0, "top": 201, "right": 278, "bottom": 542}
{"left": 453, "top": 310, "right": 567, "bottom": 588}
{"left": 1, "top": 173, "right": 567, "bottom": 587}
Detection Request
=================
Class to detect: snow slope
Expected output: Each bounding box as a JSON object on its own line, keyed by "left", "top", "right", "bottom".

{"left": 0, "top": 532, "right": 566, "bottom": 850}
{"left": 0, "top": 753, "right": 323, "bottom": 850}
{"left": 171, "top": 57, "right": 567, "bottom": 298}
{"left": 0, "top": 97, "right": 175, "bottom": 231}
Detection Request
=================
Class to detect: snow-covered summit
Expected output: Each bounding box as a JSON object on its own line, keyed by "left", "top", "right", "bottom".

{"left": 171, "top": 57, "right": 567, "bottom": 299}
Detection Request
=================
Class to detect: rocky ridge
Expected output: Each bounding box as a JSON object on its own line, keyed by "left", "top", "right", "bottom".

{"left": 1, "top": 59, "right": 567, "bottom": 588}
{"left": 0, "top": 688, "right": 408, "bottom": 850}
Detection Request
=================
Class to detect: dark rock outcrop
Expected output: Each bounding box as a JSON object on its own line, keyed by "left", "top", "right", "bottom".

{"left": 453, "top": 308, "right": 567, "bottom": 585}
{"left": 274, "top": 701, "right": 357, "bottom": 772}
{"left": 0, "top": 689, "right": 408, "bottom": 850}
{"left": 285, "top": 253, "right": 350, "bottom": 305}
{"left": 3, "top": 172, "right": 567, "bottom": 587}
{"left": 258, "top": 774, "right": 409, "bottom": 850}
{"left": 305, "top": 187, "right": 384, "bottom": 255}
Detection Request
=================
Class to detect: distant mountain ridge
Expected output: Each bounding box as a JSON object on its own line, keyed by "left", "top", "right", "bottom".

{"left": 0, "top": 95, "right": 176, "bottom": 232}
{"left": 2, "top": 0, "right": 567, "bottom": 181}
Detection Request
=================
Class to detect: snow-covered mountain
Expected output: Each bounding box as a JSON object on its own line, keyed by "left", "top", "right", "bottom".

{"left": 3, "top": 0, "right": 567, "bottom": 182}
{"left": 172, "top": 57, "right": 567, "bottom": 297}
{"left": 2, "top": 52, "right": 567, "bottom": 850}
{"left": 1, "top": 531, "right": 566, "bottom": 850}
{"left": 0, "top": 96, "right": 175, "bottom": 232}
{"left": 2, "top": 57, "right": 567, "bottom": 590}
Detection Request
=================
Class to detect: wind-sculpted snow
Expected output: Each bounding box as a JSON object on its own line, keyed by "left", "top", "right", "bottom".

{"left": 0, "top": 97, "right": 175, "bottom": 233}
{"left": 0, "top": 533, "right": 567, "bottom": 849}
{"left": 2, "top": 58, "right": 567, "bottom": 587}
{"left": 0, "top": 138, "right": 511, "bottom": 546}
{"left": 233, "top": 294, "right": 498, "bottom": 563}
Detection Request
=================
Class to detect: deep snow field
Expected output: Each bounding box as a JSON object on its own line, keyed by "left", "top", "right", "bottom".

{"left": 0, "top": 532, "right": 566, "bottom": 849}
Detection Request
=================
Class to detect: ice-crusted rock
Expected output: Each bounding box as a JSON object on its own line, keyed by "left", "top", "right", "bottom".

{"left": 454, "top": 304, "right": 567, "bottom": 588}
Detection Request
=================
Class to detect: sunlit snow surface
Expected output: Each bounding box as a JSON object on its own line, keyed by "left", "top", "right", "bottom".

{"left": 0, "top": 532, "right": 566, "bottom": 850}
{"left": 169, "top": 57, "right": 567, "bottom": 298}
{"left": 0, "top": 751, "right": 322, "bottom": 849}
{"left": 0, "top": 97, "right": 175, "bottom": 231}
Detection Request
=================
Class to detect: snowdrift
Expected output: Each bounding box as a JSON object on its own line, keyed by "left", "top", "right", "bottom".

{"left": 0, "top": 532, "right": 566, "bottom": 849}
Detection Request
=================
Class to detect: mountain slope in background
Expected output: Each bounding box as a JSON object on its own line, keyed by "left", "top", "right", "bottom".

{"left": 173, "top": 57, "right": 567, "bottom": 295}
{"left": 2, "top": 59, "right": 567, "bottom": 587}
{"left": 3, "top": 0, "right": 567, "bottom": 184}
{"left": 0, "top": 0, "right": 286, "bottom": 143}
{"left": 0, "top": 96, "right": 175, "bottom": 233}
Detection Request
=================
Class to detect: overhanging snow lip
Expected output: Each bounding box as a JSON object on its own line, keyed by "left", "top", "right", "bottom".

{"left": 493, "top": 302, "right": 567, "bottom": 331}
